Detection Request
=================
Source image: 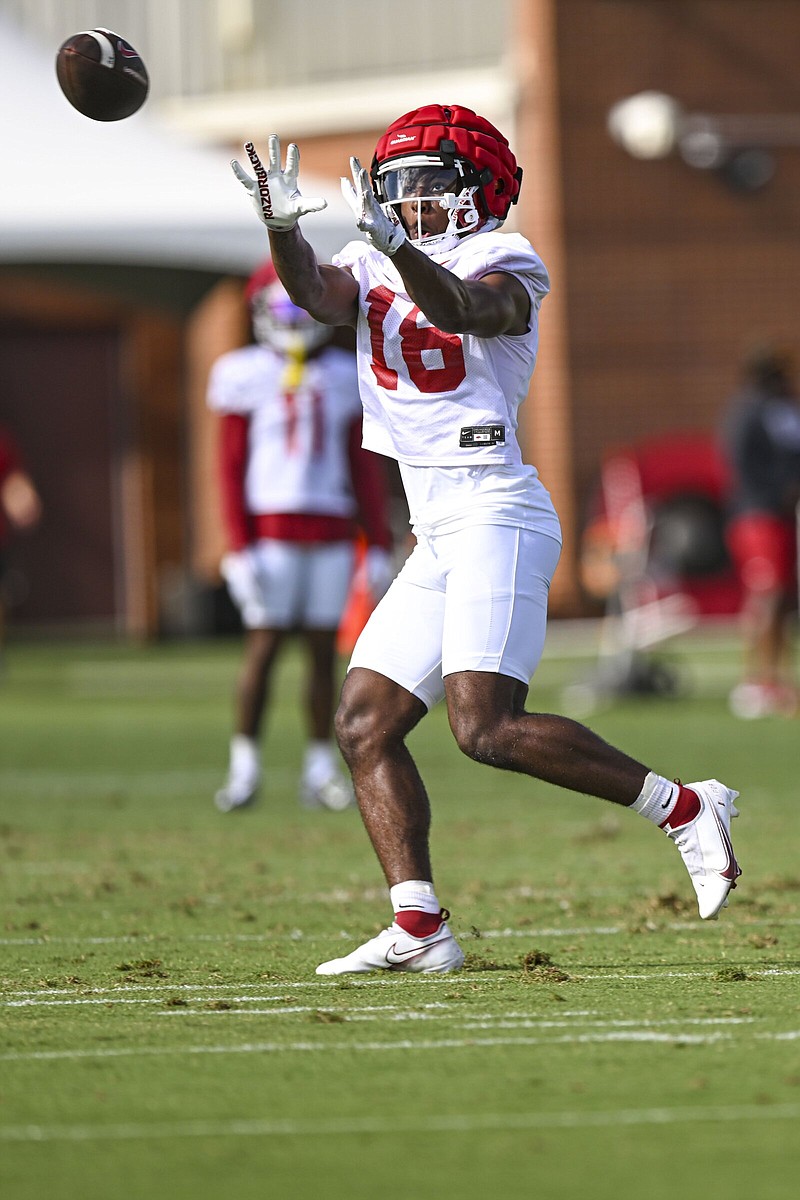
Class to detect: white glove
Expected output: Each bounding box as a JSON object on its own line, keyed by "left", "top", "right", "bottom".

{"left": 341, "top": 157, "right": 406, "bottom": 256}
{"left": 220, "top": 548, "right": 263, "bottom": 623}
{"left": 231, "top": 136, "right": 327, "bottom": 231}
{"left": 362, "top": 546, "right": 395, "bottom": 600}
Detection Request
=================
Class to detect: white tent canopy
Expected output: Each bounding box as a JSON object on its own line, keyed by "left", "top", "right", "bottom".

{"left": 0, "top": 15, "right": 354, "bottom": 272}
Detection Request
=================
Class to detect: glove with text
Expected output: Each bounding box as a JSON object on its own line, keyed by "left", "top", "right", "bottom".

{"left": 231, "top": 136, "right": 327, "bottom": 231}
{"left": 341, "top": 157, "right": 406, "bottom": 256}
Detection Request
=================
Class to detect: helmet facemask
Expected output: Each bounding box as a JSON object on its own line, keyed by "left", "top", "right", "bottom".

{"left": 375, "top": 156, "right": 493, "bottom": 254}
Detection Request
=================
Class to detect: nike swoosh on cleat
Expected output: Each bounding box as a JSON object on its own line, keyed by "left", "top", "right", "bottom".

{"left": 710, "top": 804, "right": 740, "bottom": 882}
{"left": 384, "top": 942, "right": 433, "bottom": 965}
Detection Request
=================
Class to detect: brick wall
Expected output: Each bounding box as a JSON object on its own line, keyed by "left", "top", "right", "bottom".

{"left": 553, "top": 0, "right": 800, "bottom": 571}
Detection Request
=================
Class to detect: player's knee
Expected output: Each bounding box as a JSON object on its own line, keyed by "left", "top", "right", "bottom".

{"left": 334, "top": 686, "right": 388, "bottom": 764}
{"left": 335, "top": 673, "right": 423, "bottom": 764}
{"left": 334, "top": 694, "right": 365, "bottom": 761}
{"left": 449, "top": 710, "right": 499, "bottom": 765}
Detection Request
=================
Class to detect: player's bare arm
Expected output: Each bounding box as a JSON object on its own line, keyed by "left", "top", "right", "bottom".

{"left": 269, "top": 227, "right": 359, "bottom": 328}
{"left": 393, "top": 246, "right": 530, "bottom": 338}
{"left": 231, "top": 137, "right": 359, "bottom": 328}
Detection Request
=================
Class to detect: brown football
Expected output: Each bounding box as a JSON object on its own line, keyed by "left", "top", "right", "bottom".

{"left": 56, "top": 28, "right": 149, "bottom": 121}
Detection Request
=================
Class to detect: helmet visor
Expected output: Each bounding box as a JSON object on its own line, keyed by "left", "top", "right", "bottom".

{"left": 380, "top": 165, "right": 461, "bottom": 205}
{"left": 257, "top": 290, "right": 310, "bottom": 329}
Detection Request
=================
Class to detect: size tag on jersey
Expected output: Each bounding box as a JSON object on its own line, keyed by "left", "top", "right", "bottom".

{"left": 459, "top": 425, "right": 506, "bottom": 447}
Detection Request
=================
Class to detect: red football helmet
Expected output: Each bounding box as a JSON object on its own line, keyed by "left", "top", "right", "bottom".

{"left": 244, "top": 261, "right": 329, "bottom": 353}
{"left": 371, "top": 104, "right": 522, "bottom": 253}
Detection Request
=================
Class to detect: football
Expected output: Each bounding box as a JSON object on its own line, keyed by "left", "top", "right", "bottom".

{"left": 55, "top": 28, "right": 149, "bottom": 121}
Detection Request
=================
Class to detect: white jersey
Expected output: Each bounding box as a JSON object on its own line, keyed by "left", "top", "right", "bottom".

{"left": 333, "top": 229, "right": 561, "bottom": 543}
{"left": 333, "top": 229, "right": 550, "bottom": 468}
{"left": 207, "top": 343, "right": 362, "bottom": 517}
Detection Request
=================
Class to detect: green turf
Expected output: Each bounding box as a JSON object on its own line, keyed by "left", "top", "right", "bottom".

{"left": 1, "top": 628, "right": 798, "bottom": 1200}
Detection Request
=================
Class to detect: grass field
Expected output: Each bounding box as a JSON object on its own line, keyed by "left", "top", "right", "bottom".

{"left": 1, "top": 626, "right": 798, "bottom": 1200}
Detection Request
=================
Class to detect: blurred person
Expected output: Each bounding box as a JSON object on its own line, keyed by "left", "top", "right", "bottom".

{"left": 721, "top": 348, "right": 800, "bottom": 718}
{"left": 0, "top": 423, "right": 42, "bottom": 655}
{"left": 208, "top": 262, "right": 394, "bottom": 813}
{"left": 231, "top": 105, "right": 741, "bottom": 976}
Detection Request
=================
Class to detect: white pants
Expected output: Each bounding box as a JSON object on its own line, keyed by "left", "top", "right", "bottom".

{"left": 236, "top": 539, "right": 355, "bottom": 630}
{"left": 349, "top": 525, "right": 562, "bottom": 709}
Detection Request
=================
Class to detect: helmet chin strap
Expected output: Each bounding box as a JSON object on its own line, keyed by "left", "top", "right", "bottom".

{"left": 281, "top": 336, "right": 308, "bottom": 389}
{"left": 413, "top": 229, "right": 464, "bottom": 256}
{"left": 415, "top": 216, "right": 502, "bottom": 257}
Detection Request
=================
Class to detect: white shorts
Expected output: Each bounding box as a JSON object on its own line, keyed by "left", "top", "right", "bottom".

{"left": 241, "top": 539, "right": 355, "bottom": 630}
{"left": 349, "top": 525, "right": 562, "bottom": 708}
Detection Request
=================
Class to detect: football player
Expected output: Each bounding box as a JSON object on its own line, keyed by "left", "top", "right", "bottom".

{"left": 232, "top": 105, "right": 741, "bottom": 973}
{"left": 722, "top": 347, "right": 800, "bottom": 719}
{"left": 0, "top": 424, "right": 42, "bottom": 657}
{"left": 208, "top": 263, "right": 393, "bottom": 812}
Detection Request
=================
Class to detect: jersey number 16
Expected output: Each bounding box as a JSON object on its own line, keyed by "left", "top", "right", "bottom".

{"left": 365, "top": 285, "right": 467, "bottom": 394}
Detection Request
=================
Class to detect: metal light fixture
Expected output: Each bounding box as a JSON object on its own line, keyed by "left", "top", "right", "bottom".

{"left": 607, "top": 90, "right": 800, "bottom": 190}
{"left": 607, "top": 91, "right": 683, "bottom": 161}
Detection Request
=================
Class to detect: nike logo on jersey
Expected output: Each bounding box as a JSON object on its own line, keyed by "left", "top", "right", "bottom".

{"left": 460, "top": 424, "right": 505, "bottom": 447}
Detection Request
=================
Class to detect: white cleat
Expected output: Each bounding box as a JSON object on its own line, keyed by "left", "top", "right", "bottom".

{"left": 300, "top": 772, "right": 355, "bottom": 812}
{"left": 663, "top": 780, "right": 741, "bottom": 920}
{"left": 214, "top": 778, "right": 260, "bottom": 813}
{"left": 316, "top": 912, "right": 465, "bottom": 975}
{"left": 729, "top": 682, "right": 799, "bottom": 719}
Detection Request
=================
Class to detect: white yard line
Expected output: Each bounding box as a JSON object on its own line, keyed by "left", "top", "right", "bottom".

{"left": 2, "top": 997, "right": 455, "bottom": 1012}
{"left": 2, "top": 917, "right": 800, "bottom": 948}
{"left": 3, "top": 1026, "right": 800, "bottom": 1063}
{"left": 1, "top": 1101, "right": 799, "bottom": 1143}
{"left": 162, "top": 1012, "right": 757, "bottom": 1030}
{"left": 4, "top": 978, "right": 436, "bottom": 997}
{"left": 5, "top": 965, "right": 800, "bottom": 1003}
{"left": 0, "top": 928, "right": 622, "bottom": 946}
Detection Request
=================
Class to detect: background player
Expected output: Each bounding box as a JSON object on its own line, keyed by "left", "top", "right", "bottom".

{"left": 232, "top": 106, "right": 741, "bottom": 973}
{"left": 721, "top": 347, "right": 800, "bottom": 719}
{"left": 208, "top": 263, "right": 394, "bottom": 812}
{"left": 0, "top": 422, "right": 42, "bottom": 661}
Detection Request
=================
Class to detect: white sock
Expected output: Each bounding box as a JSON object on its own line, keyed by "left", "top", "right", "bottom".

{"left": 302, "top": 740, "right": 338, "bottom": 787}
{"left": 230, "top": 734, "right": 260, "bottom": 785}
{"left": 389, "top": 880, "right": 441, "bottom": 916}
{"left": 631, "top": 771, "right": 680, "bottom": 825}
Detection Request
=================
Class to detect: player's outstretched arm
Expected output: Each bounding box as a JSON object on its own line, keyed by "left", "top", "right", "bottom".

{"left": 394, "top": 247, "right": 530, "bottom": 339}
{"left": 232, "top": 137, "right": 359, "bottom": 328}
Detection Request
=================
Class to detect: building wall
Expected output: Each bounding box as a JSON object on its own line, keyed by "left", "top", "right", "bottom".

{"left": 0, "top": 0, "right": 510, "bottom": 105}
{"left": 0, "top": 273, "right": 185, "bottom": 637}
{"left": 511, "top": 0, "right": 579, "bottom": 610}
{"left": 553, "top": 0, "right": 800, "bottom": 543}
